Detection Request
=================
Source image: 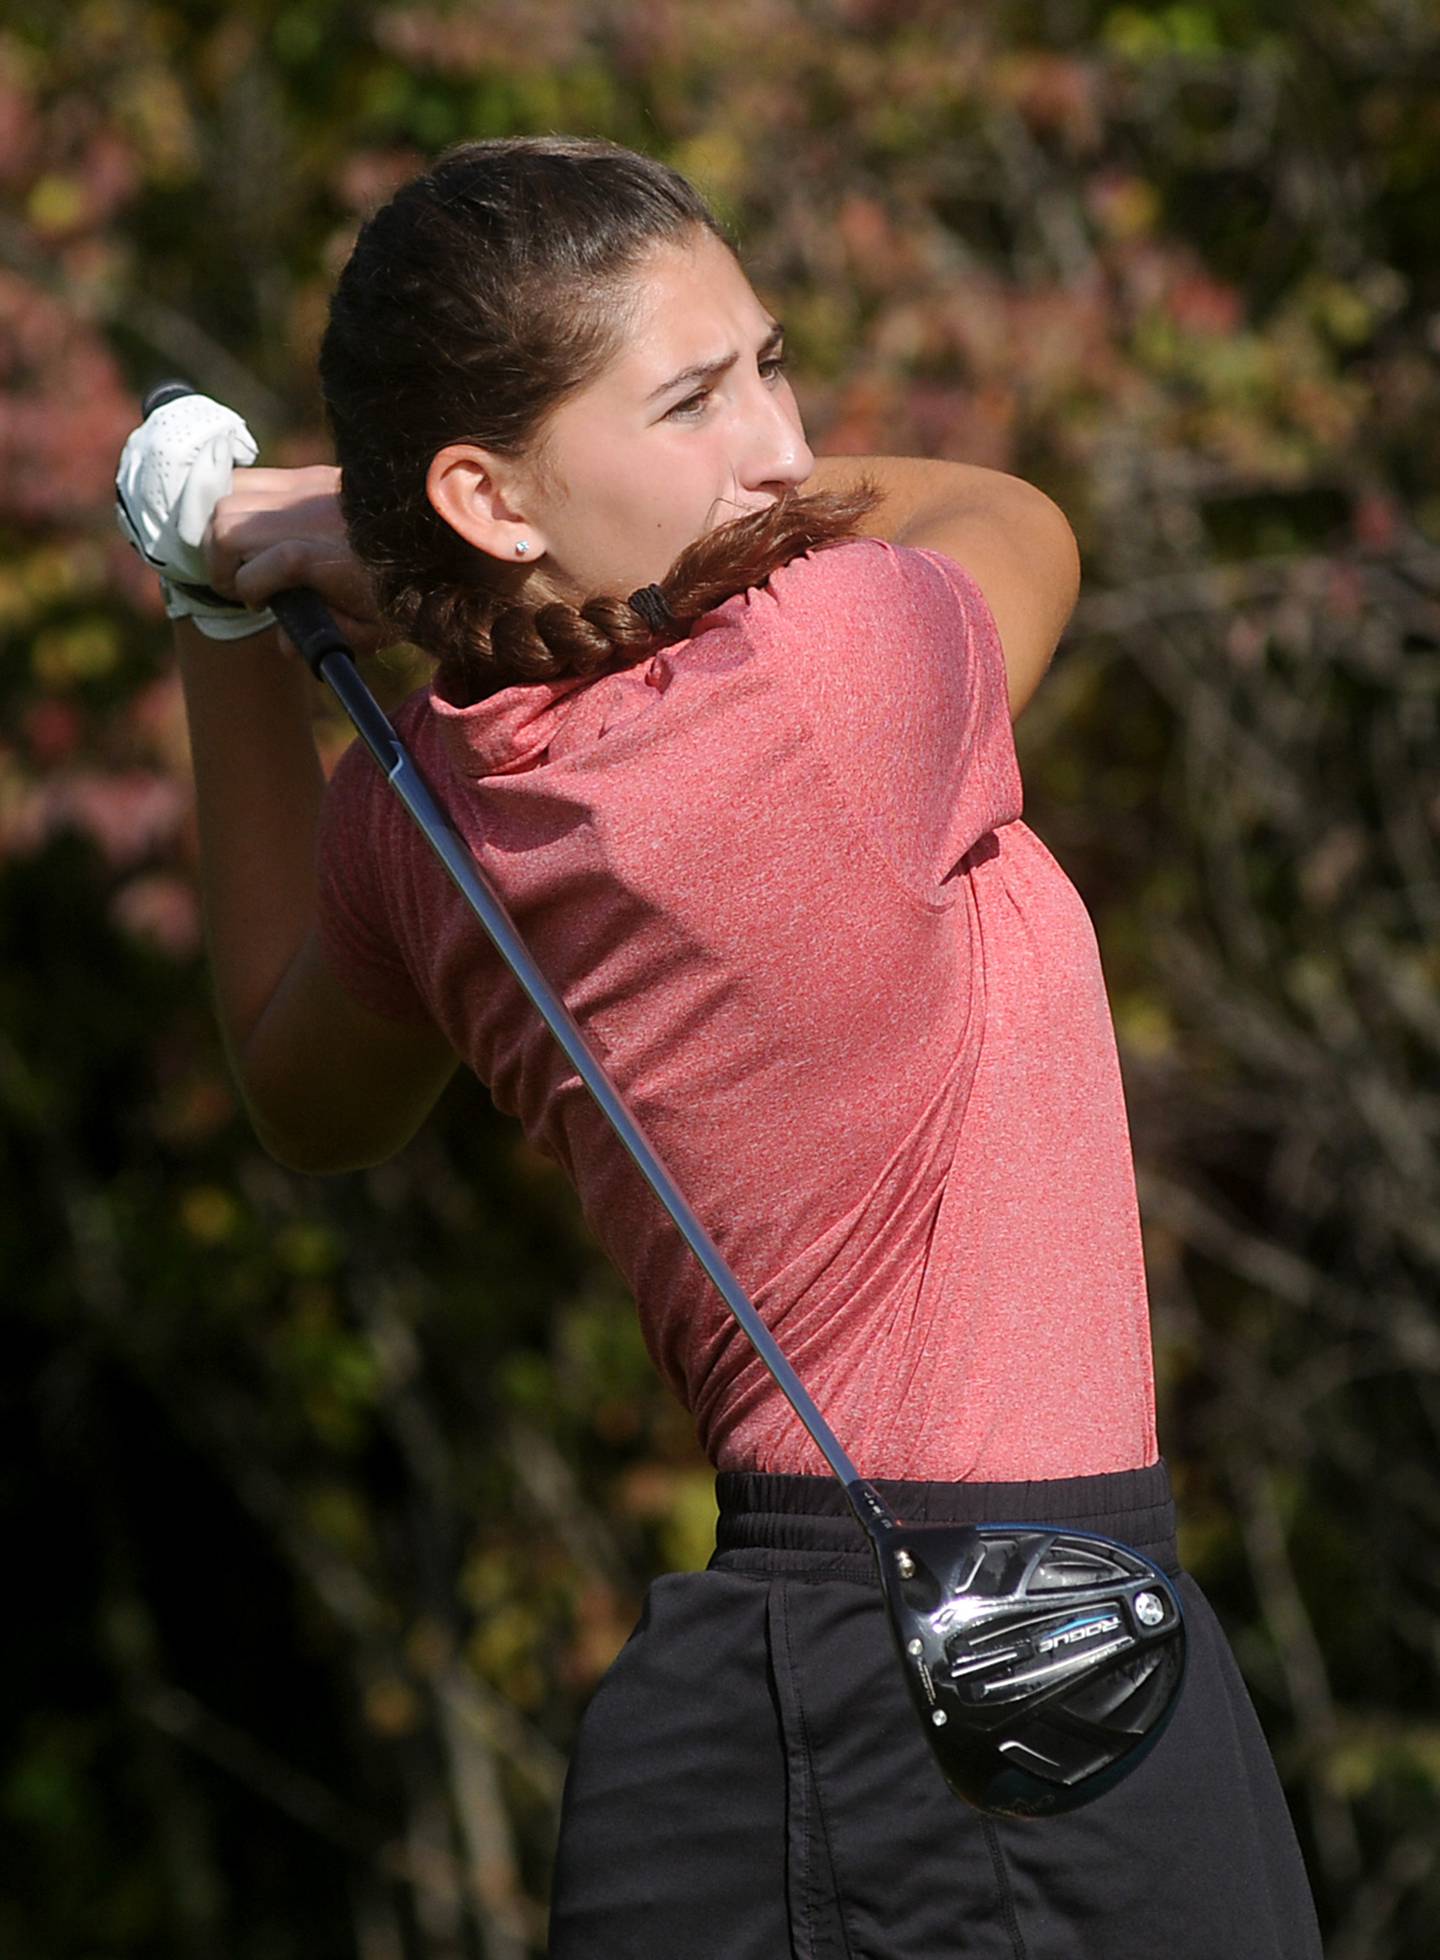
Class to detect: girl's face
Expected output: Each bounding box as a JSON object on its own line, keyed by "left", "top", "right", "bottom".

{"left": 429, "top": 228, "right": 816, "bottom": 602}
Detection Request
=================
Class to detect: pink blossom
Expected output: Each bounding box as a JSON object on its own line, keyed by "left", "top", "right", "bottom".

{"left": 7, "top": 767, "right": 188, "bottom": 866}
{"left": 21, "top": 698, "right": 85, "bottom": 765}
{"left": 110, "top": 871, "right": 201, "bottom": 958}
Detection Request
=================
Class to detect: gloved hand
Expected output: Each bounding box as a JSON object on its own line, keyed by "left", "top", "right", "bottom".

{"left": 115, "top": 394, "right": 279, "bottom": 640}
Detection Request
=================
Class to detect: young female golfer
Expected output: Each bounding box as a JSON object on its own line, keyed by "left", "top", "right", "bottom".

{"left": 130, "top": 135, "right": 1322, "bottom": 1956}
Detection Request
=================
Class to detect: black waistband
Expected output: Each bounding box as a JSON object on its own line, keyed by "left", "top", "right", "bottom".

{"left": 709, "top": 1459, "right": 1180, "bottom": 1582}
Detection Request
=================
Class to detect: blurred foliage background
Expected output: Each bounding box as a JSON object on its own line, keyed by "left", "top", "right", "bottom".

{"left": 2, "top": 0, "right": 1438, "bottom": 1953}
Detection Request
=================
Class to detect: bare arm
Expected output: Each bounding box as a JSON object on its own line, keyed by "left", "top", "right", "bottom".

{"left": 176, "top": 473, "right": 458, "bottom": 1173}
{"left": 800, "top": 455, "right": 1081, "bottom": 721}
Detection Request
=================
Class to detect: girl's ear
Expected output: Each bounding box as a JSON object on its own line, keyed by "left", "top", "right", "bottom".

{"left": 425, "top": 445, "right": 548, "bottom": 565}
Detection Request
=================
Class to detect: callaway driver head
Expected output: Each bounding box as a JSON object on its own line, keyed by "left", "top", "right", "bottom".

{"left": 877, "top": 1520, "right": 1186, "bottom": 1818}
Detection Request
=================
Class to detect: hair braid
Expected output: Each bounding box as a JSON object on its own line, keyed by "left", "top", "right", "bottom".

{"left": 428, "top": 479, "right": 884, "bottom": 703}
{"left": 661, "top": 480, "right": 885, "bottom": 630}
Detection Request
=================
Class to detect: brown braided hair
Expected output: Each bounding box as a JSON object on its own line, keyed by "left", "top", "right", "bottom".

{"left": 319, "top": 135, "right": 883, "bottom": 704}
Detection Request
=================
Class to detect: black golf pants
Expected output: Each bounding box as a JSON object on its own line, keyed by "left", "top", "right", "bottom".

{"left": 548, "top": 1460, "right": 1323, "bottom": 1958}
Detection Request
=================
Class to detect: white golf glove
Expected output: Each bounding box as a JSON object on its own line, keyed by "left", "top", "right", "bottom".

{"left": 115, "top": 393, "right": 278, "bottom": 640}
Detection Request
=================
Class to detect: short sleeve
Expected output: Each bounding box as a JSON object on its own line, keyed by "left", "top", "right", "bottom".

{"left": 781, "top": 537, "right": 1023, "bottom": 894}
{"left": 314, "top": 734, "right": 434, "bottom": 1025}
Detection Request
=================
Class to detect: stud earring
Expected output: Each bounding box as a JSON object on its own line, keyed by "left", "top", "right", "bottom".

{"left": 515, "top": 541, "right": 530, "bottom": 556}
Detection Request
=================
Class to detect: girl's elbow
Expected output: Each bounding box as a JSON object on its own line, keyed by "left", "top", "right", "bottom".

{"left": 253, "top": 1128, "right": 375, "bottom": 1178}
{"left": 243, "top": 1092, "right": 412, "bottom": 1176}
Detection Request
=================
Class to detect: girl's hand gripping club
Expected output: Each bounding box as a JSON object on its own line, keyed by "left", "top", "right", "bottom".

{"left": 115, "top": 384, "right": 280, "bottom": 639}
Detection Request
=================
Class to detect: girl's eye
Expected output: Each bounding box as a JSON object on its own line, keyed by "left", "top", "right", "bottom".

{"left": 668, "top": 353, "right": 789, "bottom": 420}
{"left": 669, "top": 393, "right": 709, "bottom": 419}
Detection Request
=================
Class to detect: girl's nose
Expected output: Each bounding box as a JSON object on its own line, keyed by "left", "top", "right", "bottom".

{"left": 741, "top": 390, "right": 813, "bottom": 497}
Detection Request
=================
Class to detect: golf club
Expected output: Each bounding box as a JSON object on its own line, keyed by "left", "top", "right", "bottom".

{"left": 134, "top": 381, "right": 1187, "bottom": 1819}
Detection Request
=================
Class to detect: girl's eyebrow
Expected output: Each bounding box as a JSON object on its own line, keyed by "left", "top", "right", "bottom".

{"left": 644, "top": 319, "right": 785, "bottom": 404}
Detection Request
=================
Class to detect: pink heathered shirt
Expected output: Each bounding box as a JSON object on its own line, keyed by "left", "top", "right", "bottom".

{"left": 315, "top": 536, "right": 1158, "bottom": 1482}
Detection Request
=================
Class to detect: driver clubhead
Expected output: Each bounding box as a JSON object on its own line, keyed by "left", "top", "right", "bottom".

{"left": 877, "top": 1520, "right": 1186, "bottom": 1818}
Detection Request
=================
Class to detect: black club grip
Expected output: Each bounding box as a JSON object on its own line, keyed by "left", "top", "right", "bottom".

{"left": 142, "top": 378, "right": 198, "bottom": 419}
{"left": 267, "top": 585, "right": 356, "bottom": 675}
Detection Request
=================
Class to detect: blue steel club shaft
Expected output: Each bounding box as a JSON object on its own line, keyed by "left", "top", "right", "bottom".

{"left": 276, "top": 585, "right": 893, "bottom": 1528}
